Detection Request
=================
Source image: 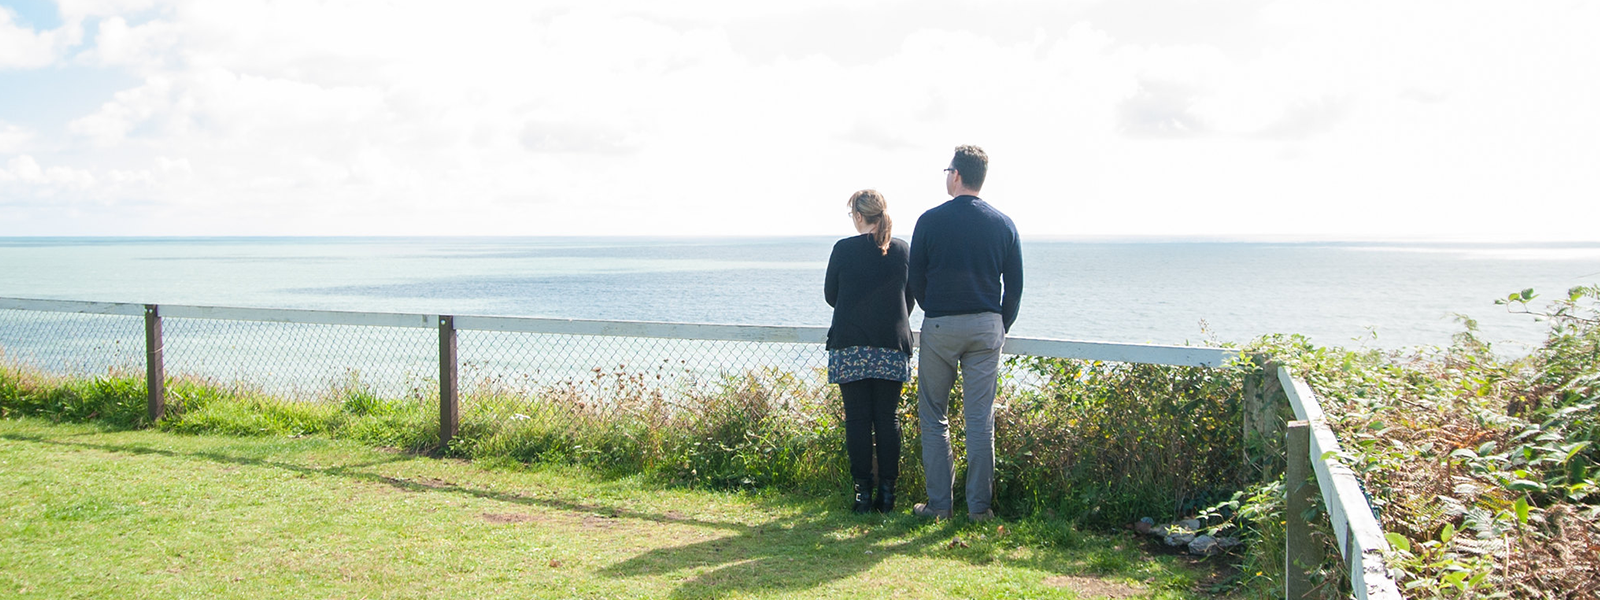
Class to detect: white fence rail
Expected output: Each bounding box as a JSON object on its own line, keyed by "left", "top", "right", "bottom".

{"left": 0, "top": 297, "right": 1239, "bottom": 366}
{"left": 1280, "top": 366, "right": 1404, "bottom": 600}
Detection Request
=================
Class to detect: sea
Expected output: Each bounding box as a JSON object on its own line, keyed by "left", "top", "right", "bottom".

{"left": 3, "top": 236, "right": 1600, "bottom": 354}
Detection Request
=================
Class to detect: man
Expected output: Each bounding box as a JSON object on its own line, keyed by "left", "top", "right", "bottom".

{"left": 908, "top": 144, "right": 1023, "bottom": 522}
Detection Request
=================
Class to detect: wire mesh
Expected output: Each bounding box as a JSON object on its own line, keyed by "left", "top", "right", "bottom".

{"left": 0, "top": 309, "right": 144, "bottom": 378}
{"left": 1, "top": 304, "right": 1052, "bottom": 415}
{"left": 459, "top": 331, "right": 824, "bottom": 391}
{"left": 455, "top": 330, "right": 845, "bottom": 420}
{"left": 452, "top": 329, "right": 1047, "bottom": 431}
{"left": 161, "top": 318, "right": 438, "bottom": 401}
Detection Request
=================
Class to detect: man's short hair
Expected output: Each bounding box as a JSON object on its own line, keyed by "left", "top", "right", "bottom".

{"left": 951, "top": 145, "right": 987, "bottom": 192}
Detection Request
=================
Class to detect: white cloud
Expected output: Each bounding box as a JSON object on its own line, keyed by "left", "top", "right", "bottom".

{"left": 0, "top": 155, "right": 96, "bottom": 189}
{"left": 0, "top": 0, "right": 1597, "bottom": 238}
{"left": 0, "top": 122, "right": 32, "bottom": 152}
{"left": 78, "top": 15, "right": 180, "bottom": 68}
{"left": 67, "top": 76, "right": 172, "bottom": 145}
{"left": 56, "top": 0, "right": 161, "bottom": 21}
{"left": 0, "top": 8, "right": 81, "bottom": 68}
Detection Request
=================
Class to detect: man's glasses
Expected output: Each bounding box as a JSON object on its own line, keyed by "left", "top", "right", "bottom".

{"left": 943, "top": 168, "right": 955, "bottom": 173}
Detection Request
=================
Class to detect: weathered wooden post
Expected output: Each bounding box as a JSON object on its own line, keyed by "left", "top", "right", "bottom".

{"left": 144, "top": 304, "right": 165, "bottom": 422}
{"left": 1243, "top": 353, "right": 1288, "bottom": 480}
{"left": 438, "top": 315, "right": 459, "bottom": 450}
{"left": 1285, "top": 420, "right": 1320, "bottom": 599}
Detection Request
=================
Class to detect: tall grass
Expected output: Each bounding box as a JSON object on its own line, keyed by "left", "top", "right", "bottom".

{"left": 0, "top": 366, "right": 150, "bottom": 429}
{"left": 0, "top": 354, "right": 1251, "bottom": 528}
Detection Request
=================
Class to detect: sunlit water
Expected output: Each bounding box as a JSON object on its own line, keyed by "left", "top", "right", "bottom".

{"left": 3, "top": 237, "right": 1599, "bottom": 354}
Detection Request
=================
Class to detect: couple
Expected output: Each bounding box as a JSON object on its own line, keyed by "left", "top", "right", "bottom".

{"left": 824, "top": 144, "right": 1024, "bottom": 521}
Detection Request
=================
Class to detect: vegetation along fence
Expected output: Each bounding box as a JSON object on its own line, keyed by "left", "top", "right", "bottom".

{"left": 1, "top": 296, "right": 1400, "bottom": 598}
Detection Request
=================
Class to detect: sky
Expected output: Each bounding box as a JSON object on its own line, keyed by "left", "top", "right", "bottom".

{"left": 1, "top": 0, "right": 1597, "bottom": 239}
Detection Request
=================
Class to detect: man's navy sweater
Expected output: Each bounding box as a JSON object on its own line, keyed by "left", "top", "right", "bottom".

{"left": 908, "top": 195, "right": 1023, "bottom": 331}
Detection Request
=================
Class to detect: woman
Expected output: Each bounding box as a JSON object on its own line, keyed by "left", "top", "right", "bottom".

{"left": 824, "top": 189, "right": 915, "bottom": 514}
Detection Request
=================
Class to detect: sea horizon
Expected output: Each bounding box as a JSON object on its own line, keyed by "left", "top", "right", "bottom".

{"left": 3, "top": 236, "right": 1599, "bottom": 354}
{"left": 7, "top": 234, "right": 1600, "bottom": 244}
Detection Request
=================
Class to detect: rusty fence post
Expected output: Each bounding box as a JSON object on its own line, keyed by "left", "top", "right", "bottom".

{"left": 438, "top": 315, "right": 459, "bottom": 450}
{"left": 144, "top": 304, "right": 165, "bottom": 423}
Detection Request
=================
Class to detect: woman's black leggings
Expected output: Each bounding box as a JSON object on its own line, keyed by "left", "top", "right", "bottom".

{"left": 839, "top": 377, "right": 903, "bottom": 483}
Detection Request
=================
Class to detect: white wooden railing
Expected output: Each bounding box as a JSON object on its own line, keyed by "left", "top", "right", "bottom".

{"left": 1280, "top": 367, "right": 1404, "bottom": 599}
{"left": 0, "top": 298, "right": 1237, "bottom": 367}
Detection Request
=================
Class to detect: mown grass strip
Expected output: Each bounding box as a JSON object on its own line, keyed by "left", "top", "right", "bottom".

{"left": 0, "top": 418, "right": 1229, "bottom": 599}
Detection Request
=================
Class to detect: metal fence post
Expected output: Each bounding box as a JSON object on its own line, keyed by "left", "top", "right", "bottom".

{"left": 438, "top": 315, "right": 458, "bottom": 450}
{"left": 1286, "top": 420, "right": 1319, "bottom": 599}
{"left": 144, "top": 304, "right": 165, "bottom": 422}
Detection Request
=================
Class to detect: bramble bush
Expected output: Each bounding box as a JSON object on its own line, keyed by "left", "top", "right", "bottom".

{"left": 1260, "top": 285, "right": 1600, "bottom": 599}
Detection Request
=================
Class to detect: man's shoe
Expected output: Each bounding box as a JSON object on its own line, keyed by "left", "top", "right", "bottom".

{"left": 912, "top": 503, "right": 952, "bottom": 520}
{"left": 968, "top": 509, "right": 996, "bottom": 522}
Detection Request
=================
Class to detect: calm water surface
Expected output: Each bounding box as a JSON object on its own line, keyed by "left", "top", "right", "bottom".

{"left": 3, "top": 237, "right": 1598, "bottom": 353}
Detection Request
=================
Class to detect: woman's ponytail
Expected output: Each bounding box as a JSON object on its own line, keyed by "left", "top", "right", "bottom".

{"left": 872, "top": 212, "right": 892, "bottom": 255}
{"left": 848, "top": 189, "right": 892, "bottom": 255}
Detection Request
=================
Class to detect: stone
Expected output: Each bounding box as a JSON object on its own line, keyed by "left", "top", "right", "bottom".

{"left": 1179, "top": 519, "right": 1201, "bottom": 531}
{"left": 1187, "top": 535, "right": 1219, "bottom": 555}
{"left": 1164, "top": 532, "right": 1195, "bottom": 547}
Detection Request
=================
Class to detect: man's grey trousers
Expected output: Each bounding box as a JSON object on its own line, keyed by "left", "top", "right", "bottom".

{"left": 917, "top": 312, "right": 1004, "bottom": 514}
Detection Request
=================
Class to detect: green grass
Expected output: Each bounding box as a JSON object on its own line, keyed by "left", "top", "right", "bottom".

{"left": 0, "top": 417, "right": 1228, "bottom": 599}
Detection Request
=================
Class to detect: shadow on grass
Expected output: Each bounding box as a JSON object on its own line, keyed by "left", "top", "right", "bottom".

{"left": 0, "top": 426, "right": 1190, "bottom": 598}
{"left": 598, "top": 512, "right": 969, "bottom": 598}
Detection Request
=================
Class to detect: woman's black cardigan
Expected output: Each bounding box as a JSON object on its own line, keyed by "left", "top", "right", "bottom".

{"left": 824, "top": 234, "right": 915, "bottom": 355}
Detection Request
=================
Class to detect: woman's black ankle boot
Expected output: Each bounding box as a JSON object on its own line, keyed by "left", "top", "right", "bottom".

{"left": 874, "top": 479, "right": 896, "bottom": 513}
{"left": 852, "top": 480, "right": 873, "bottom": 514}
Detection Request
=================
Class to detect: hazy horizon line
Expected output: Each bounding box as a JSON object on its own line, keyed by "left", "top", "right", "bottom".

{"left": 4, "top": 234, "right": 1600, "bottom": 245}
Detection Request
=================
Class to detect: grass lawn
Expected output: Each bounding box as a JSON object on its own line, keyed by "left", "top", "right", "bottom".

{"left": 0, "top": 418, "right": 1229, "bottom": 599}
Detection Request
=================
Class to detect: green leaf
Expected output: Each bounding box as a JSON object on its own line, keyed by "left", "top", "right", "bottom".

{"left": 1508, "top": 479, "right": 1546, "bottom": 492}
{"left": 1449, "top": 448, "right": 1479, "bottom": 461}
{"left": 1385, "top": 532, "right": 1411, "bottom": 553}
{"left": 1520, "top": 288, "right": 1536, "bottom": 301}
{"left": 1468, "top": 571, "right": 1488, "bottom": 588}
{"left": 1444, "top": 570, "right": 1469, "bottom": 591}
{"left": 1514, "top": 497, "right": 1530, "bottom": 525}
{"left": 1440, "top": 522, "right": 1455, "bottom": 544}
{"left": 1564, "top": 441, "right": 1592, "bottom": 464}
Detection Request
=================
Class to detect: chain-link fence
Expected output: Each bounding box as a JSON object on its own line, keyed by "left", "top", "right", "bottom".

{"left": 0, "top": 308, "right": 144, "bottom": 378}
{"left": 162, "top": 317, "right": 440, "bottom": 401}
{"left": 0, "top": 299, "right": 1237, "bottom": 432}
{"left": 459, "top": 330, "right": 834, "bottom": 406}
